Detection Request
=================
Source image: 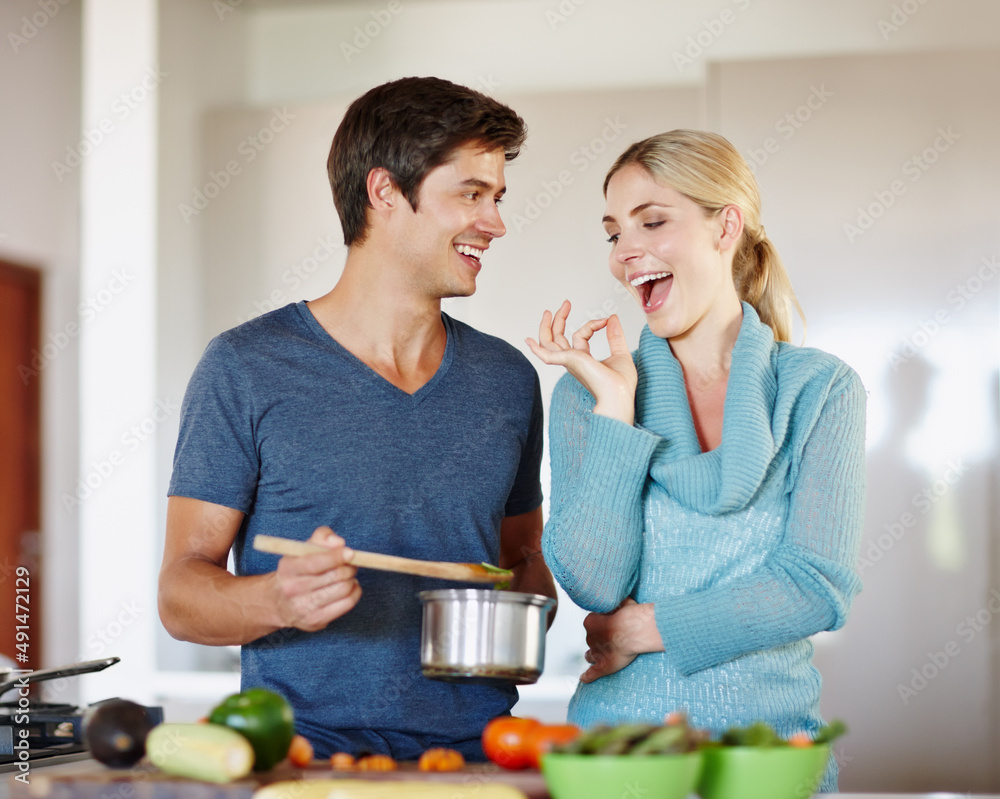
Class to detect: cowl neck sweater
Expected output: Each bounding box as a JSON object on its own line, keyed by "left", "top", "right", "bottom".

{"left": 541, "top": 303, "right": 867, "bottom": 778}
{"left": 635, "top": 302, "right": 836, "bottom": 514}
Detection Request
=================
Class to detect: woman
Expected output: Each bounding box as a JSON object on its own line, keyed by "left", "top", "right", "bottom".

{"left": 526, "top": 130, "right": 865, "bottom": 790}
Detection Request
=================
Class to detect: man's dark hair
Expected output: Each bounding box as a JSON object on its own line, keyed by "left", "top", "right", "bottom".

{"left": 328, "top": 76, "right": 527, "bottom": 247}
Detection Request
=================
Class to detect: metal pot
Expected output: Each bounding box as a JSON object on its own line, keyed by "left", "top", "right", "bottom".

{"left": 418, "top": 589, "right": 556, "bottom": 685}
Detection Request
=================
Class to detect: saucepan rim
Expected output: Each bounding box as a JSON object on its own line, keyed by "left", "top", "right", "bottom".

{"left": 417, "top": 588, "right": 556, "bottom": 609}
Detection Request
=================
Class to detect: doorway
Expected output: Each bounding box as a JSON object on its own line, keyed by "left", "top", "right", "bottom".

{"left": 0, "top": 260, "right": 42, "bottom": 668}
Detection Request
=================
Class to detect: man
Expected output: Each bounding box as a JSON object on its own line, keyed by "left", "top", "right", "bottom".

{"left": 158, "top": 77, "right": 556, "bottom": 760}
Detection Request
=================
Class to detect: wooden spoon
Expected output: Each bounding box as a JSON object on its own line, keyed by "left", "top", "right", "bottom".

{"left": 252, "top": 534, "right": 512, "bottom": 584}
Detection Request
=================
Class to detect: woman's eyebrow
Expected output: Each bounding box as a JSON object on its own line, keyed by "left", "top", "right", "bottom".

{"left": 603, "top": 202, "right": 672, "bottom": 224}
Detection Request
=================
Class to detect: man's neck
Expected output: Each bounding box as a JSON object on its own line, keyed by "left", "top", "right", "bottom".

{"left": 306, "top": 249, "right": 448, "bottom": 394}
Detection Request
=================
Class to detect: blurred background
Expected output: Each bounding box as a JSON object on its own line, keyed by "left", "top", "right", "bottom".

{"left": 1, "top": 0, "right": 998, "bottom": 792}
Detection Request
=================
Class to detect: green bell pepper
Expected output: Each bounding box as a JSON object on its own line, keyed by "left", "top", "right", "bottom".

{"left": 208, "top": 688, "right": 295, "bottom": 771}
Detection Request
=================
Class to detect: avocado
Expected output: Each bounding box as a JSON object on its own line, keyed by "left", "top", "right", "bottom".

{"left": 84, "top": 698, "right": 157, "bottom": 767}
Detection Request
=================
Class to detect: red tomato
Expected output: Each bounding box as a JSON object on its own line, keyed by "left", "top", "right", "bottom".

{"left": 525, "top": 724, "right": 581, "bottom": 769}
{"left": 482, "top": 716, "right": 542, "bottom": 770}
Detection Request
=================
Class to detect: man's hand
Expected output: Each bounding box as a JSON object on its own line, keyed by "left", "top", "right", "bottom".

{"left": 273, "top": 526, "right": 362, "bottom": 631}
{"left": 580, "top": 599, "right": 664, "bottom": 683}
{"left": 159, "top": 496, "right": 362, "bottom": 645}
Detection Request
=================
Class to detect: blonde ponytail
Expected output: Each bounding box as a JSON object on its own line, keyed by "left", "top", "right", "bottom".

{"left": 604, "top": 130, "right": 805, "bottom": 343}
{"left": 733, "top": 230, "right": 804, "bottom": 343}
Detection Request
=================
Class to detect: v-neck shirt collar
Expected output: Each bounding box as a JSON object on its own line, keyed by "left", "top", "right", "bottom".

{"left": 293, "top": 300, "right": 456, "bottom": 404}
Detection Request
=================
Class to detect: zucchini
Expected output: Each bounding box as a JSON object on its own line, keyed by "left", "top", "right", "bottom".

{"left": 254, "top": 780, "right": 528, "bottom": 799}
{"left": 146, "top": 722, "right": 255, "bottom": 783}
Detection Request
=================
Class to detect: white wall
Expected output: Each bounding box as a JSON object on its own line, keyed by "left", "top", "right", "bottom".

{"left": 242, "top": 0, "right": 1000, "bottom": 101}
{"left": 76, "top": 0, "right": 161, "bottom": 705}
{"left": 708, "top": 48, "right": 1000, "bottom": 793}
{"left": 155, "top": 0, "right": 252, "bottom": 674}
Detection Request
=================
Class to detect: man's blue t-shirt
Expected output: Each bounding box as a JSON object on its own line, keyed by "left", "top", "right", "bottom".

{"left": 168, "top": 302, "right": 544, "bottom": 759}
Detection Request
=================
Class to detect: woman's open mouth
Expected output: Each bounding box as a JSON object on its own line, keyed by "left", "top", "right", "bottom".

{"left": 630, "top": 271, "right": 673, "bottom": 312}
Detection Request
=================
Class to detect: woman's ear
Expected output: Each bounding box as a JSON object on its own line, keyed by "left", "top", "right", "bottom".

{"left": 718, "top": 205, "right": 744, "bottom": 252}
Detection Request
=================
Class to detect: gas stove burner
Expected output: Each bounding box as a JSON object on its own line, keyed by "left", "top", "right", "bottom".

{"left": 0, "top": 700, "right": 80, "bottom": 716}
{"left": 0, "top": 656, "right": 163, "bottom": 772}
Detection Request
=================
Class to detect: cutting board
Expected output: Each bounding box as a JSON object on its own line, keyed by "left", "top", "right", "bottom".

{"left": 9, "top": 757, "right": 550, "bottom": 799}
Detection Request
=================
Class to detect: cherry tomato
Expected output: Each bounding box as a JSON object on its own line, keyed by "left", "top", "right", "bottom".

{"left": 482, "top": 716, "right": 542, "bottom": 770}
{"left": 525, "top": 724, "right": 581, "bottom": 769}
{"left": 287, "top": 734, "right": 313, "bottom": 767}
{"left": 330, "top": 752, "right": 355, "bottom": 770}
{"left": 418, "top": 747, "right": 465, "bottom": 772}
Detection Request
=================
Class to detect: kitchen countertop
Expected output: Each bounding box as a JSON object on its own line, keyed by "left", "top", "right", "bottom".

{"left": 7, "top": 757, "right": 1000, "bottom": 799}
{"left": 7, "top": 757, "right": 550, "bottom": 798}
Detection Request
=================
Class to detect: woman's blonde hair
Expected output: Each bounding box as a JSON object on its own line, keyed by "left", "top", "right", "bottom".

{"left": 604, "top": 129, "right": 803, "bottom": 343}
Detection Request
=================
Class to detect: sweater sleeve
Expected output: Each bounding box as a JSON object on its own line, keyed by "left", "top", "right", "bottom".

{"left": 654, "top": 367, "right": 867, "bottom": 675}
{"left": 541, "top": 373, "right": 661, "bottom": 612}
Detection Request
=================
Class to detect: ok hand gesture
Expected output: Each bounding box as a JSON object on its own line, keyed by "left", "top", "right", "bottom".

{"left": 526, "top": 300, "right": 637, "bottom": 426}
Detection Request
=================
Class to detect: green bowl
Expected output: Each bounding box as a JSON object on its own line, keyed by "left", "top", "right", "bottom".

{"left": 698, "top": 744, "right": 831, "bottom": 799}
{"left": 541, "top": 751, "right": 703, "bottom": 799}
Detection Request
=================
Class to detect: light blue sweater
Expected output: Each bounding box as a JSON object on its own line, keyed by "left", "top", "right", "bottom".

{"left": 542, "top": 304, "right": 865, "bottom": 787}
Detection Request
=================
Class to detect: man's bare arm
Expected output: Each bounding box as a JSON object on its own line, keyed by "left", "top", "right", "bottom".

{"left": 157, "top": 496, "right": 362, "bottom": 645}
{"left": 499, "top": 507, "right": 558, "bottom": 625}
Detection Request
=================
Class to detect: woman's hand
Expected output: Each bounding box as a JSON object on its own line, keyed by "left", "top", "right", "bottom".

{"left": 580, "top": 599, "right": 664, "bottom": 684}
{"left": 525, "top": 300, "right": 638, "bottom": 426}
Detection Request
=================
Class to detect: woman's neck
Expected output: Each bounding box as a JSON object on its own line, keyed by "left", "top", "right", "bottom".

{"left": 668, "top": 298, "right": 744, "bottom": 387}
{"left": 668, "top": 299, "right": 744, "bottom": 452}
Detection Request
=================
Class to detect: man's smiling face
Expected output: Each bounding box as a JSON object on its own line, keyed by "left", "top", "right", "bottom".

{"left": 392, "top": 142, "right": 508, "bottom": 300}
